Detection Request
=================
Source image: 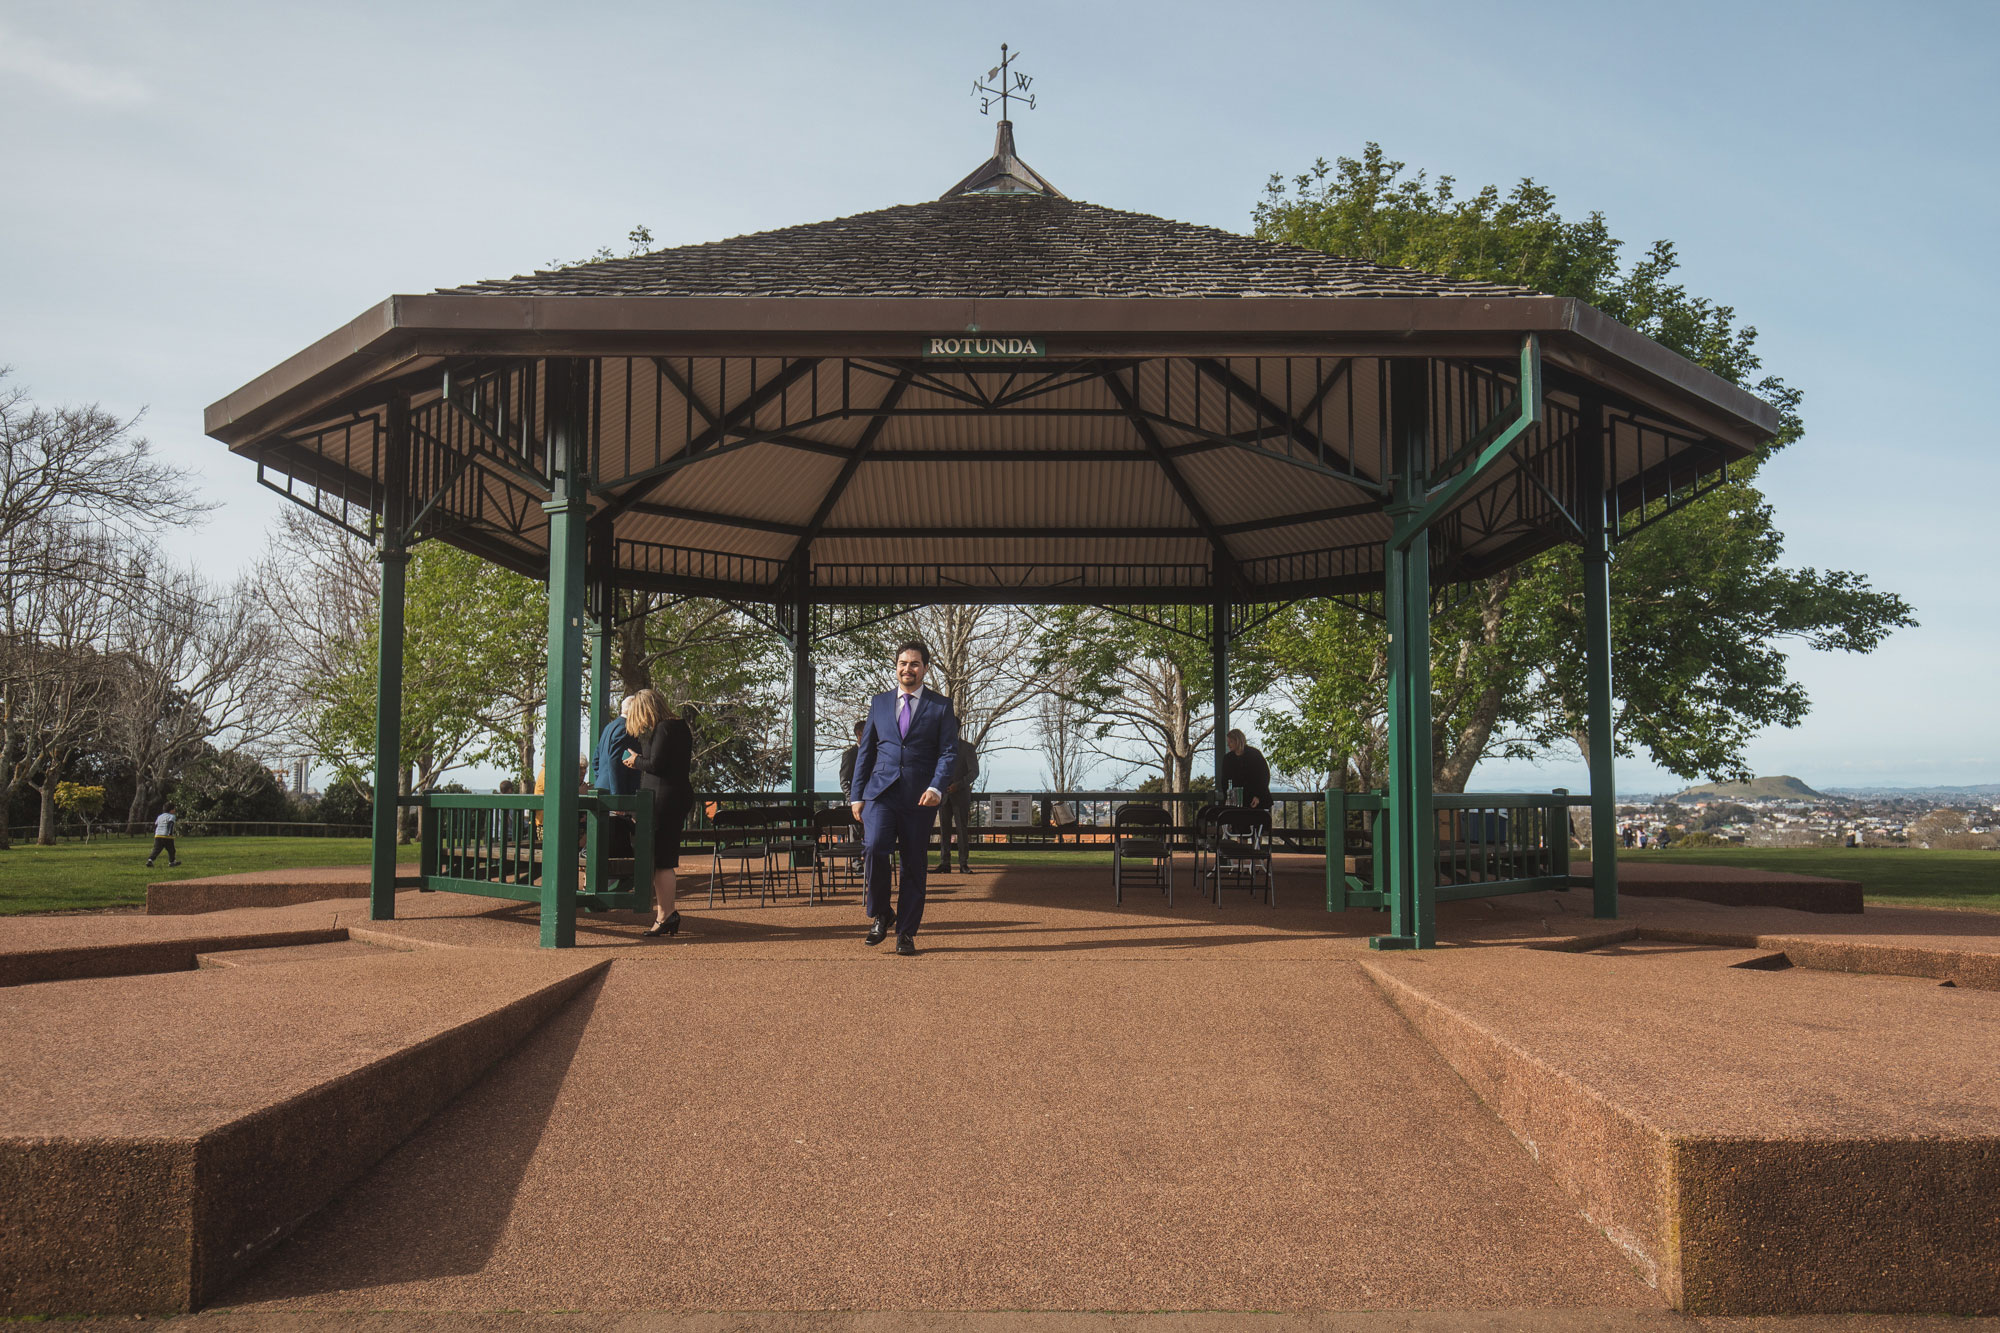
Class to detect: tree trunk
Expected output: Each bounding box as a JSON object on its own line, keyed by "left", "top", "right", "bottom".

{"left": 617, "top": 600, "right": 653, "bottom": 694}
{"left": 126, "top": 784, "right": 155, "bottom": 835}
{"left": 37, "top": 780, "right": 57, "bottom": 846}
{"left": 521, "top": 702, "right": 537, "bottom": 790}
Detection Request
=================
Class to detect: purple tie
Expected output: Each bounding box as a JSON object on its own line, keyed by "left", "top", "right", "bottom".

{"left": 898, "top": 693, "right": 913, "bottom": 738}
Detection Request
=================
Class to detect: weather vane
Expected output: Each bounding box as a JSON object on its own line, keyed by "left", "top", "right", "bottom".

{"left": 971, "top": 43, "right": 1036, "bottom": 118}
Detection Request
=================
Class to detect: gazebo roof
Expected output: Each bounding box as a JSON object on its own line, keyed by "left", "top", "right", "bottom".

{"left": 209, "top": 125, "right": 1782, "bottom": 606}
{"left": 445, "top": 192, "right": 1530, "bottom": 304}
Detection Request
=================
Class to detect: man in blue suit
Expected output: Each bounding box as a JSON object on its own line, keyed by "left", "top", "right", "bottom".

{"left": 848, "top": 640, "right": 961, "bottom": 956}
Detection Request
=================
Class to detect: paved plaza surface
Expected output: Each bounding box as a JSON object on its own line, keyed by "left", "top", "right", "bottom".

{"left": 5, "top": 857, "right": 1998, "bottom": 1321}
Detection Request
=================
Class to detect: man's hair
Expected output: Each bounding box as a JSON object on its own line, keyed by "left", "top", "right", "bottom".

{"left": 163, "top": 801, "right": 175, "bottom": 812}
{"left": 853, "top": 718, "right": 867, "bottom": 738}
{"left": 895, "top": 640, "right": 930, "bottom": 666}
{"left": 1226, "top": 728, "right": 1246, "bottom": 743}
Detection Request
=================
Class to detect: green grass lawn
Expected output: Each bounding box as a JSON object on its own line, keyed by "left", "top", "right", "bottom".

{"left": 1625, "top": 846, "right": 2000, "bottom": 913}
{"left": 0, "top": 835, "right": 372, "bottom": 915}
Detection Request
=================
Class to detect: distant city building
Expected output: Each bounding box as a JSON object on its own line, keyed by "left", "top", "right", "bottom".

{"left": 983, "top": 794, "right": 1035, "bottom": 826}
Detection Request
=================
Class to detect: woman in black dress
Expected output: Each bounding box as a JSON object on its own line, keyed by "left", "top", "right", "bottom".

{"left": 621, "top": 688, "right": 695, "bottom": 937}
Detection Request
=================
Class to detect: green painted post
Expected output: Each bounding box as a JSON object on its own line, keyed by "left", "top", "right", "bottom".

{"left": 368, "top": 394, "right": 412, "bottom": 921}
{"left": 539, "top": 359, "right": 589, "bottom": 948}
{"left": 1211, "top": 576, "right": 1231, "bottom": 792}
{"left": 1380, "top": 533, "right": 1413, "bottom": 943}
{"left": 1374, "top": 358, "right": 1438, "bottom": 949}
{"left": 369, "top": 548, "right": 407, "bottom": 919}
{"left": 1403, "top": 530, "right": 1437, "bottom": 947}
{"left": 584, "top": 525, "right": 615, "bottom": 898}
{"left": 789, "top": 577, "right": 815, "bottom": 801}
{"left": 1579, "top": 394, "right": 1619, "bottom": 919}
{"left": 1325, "top": 787, "right": 1344, "bottom": 912}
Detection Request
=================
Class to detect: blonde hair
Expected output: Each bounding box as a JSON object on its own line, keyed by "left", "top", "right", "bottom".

{"left": 624, "top": 688, "right": 670, "bottom": 736}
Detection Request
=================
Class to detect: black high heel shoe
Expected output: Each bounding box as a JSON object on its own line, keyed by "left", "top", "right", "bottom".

{"left": 643, "top": 910, "right": 681, "bottom": 938}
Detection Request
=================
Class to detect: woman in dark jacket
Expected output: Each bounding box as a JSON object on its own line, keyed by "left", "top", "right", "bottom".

{"left": 622, "top": 687, "right": 695, "bottom": 937}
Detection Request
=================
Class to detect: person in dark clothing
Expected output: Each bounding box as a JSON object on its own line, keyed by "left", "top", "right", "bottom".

{"left": 622, "top": 687, "right": 694, "bottom": 937}
{"left": 837, "top": 717, "right": 866, "bottom": 802}
{"left": 935, "top": 741, "right": 979, "bottom": 873}
{"left": 1219, "top": 729, "right": 1273, "bottom": 809}
{"left": 594, "top": 702, "right": 641, "bottom": 857}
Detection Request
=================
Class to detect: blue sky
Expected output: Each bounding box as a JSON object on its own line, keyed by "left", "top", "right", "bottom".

{"left": 4, "top": 0, "right": 1995, "bottom": 795}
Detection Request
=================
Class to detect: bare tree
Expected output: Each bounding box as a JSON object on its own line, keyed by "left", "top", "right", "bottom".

{"left": 0, "top": 374, "right": 208, "bottom": 846}
{"left": 103, "top": 551, "right": 282, "bottom": 830}
{"left": 0, "top": 371, "right": 204, "bottom": 581}
{"left": 1033, "top": 673, "right": 1102, "bottom": 791}
{"left": 0, "top": 525, "right": 121, "bottom": 844}
{"left": 818, "top": 605, "right": 1038, "bottom": 775}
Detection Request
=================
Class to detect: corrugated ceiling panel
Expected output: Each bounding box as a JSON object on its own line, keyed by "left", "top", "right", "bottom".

{"left": 1173, "top": 447, "right": 1373, "bottom": 527}
{"left": 826, "top": 459, "right": 1186, "bottom": 528}
{"left": 615, "top": 511, "right": 796, "bottom": 562}
{"left": 814, "top": 535, "right": 1210, "bottom": 566}
{"left": 1227, "top": 514, "right": 1392, "bottom": 562}
{"left": 648, "top": 444, "right": 844, "bottom": 524}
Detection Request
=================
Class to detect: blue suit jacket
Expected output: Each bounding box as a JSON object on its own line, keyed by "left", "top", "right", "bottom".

{"left": 594, "top": 718, "right": 640, "bottom": 795}
{"left": 848, "top": 687, "right": 960, "bottom": 805}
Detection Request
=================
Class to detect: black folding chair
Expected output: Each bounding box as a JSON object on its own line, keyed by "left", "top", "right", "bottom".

{"left": 812, "top": 804, "right": 865, "bottom": 900}
{"left": 1111, "top": 803, "right": 1175, "bottom": 906}
{"left": 763, "top": 804, "right": 816, "bottom": 903}
{"left": 707, "top": 807, "right": 771, "bottom": 905}
{"left": 1205, "top": 806, "right": 1274, "bottom": 906}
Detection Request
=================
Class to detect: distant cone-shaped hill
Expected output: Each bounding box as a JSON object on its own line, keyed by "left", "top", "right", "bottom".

{"left": 1670, "top": 775, "right": 1825, "bottom": 803}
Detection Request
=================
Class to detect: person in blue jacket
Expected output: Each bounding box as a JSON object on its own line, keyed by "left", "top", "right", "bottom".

{"left": 848, "top": 640, "right": 960, "bottom": 956}
{"left": 594, "top": 695, "right": 642, "bottom": 857}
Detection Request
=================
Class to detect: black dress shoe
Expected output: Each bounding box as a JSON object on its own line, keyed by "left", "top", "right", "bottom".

{"left": 934, "top": 862, "right": 951, "bottom": 873}
{"left": 866, "top": 915, "right": 891, "bottom": 946}
{"left": 895, "top": 935, "right": 917, "bottom": 956}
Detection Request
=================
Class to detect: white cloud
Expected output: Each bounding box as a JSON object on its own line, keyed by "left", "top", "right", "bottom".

{"left": 0, "top": 22, "right": 150, "bottom": 106}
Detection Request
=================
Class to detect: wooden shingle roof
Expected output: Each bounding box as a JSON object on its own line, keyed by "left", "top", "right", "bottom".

{"left": 445, "top": 192, "right": 1538, "bottom": 303}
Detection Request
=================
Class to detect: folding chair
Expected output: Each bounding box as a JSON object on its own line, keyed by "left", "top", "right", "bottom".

{"left": 1205, "top": 806, "right": 1274, "bottom": 906}
{"left": 812, "top": 805, "right": 865, "bottom": 900}
{"left": 707, "top": 807, "right": 770, "bottom": 905}
{"left": 1111, "top": 803, "right": 1175, "bottom": 906}
{"left": 763, "top": 804, "right": 816, "bottom": 903}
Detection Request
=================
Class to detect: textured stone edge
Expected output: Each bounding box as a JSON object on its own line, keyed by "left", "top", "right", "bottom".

{"left": 1358, "top": 961, "right": 1679, "bottom": 1301}
{"left": 0, "top": 929, "right": 349, "bottom": 987}
{"left": 0, "top": 958, "right": 610, "bottom": 1315}
{"left": 1674, "top": 1136, "right": 2000, "bottom": 1315}
{"left": 1361, "top": 959, "right": 2000, "bottom": 1315}
{"left": 147, "top": 875, "right": 420, "bottom": 916}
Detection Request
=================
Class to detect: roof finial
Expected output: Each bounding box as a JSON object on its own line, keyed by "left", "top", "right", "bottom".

{"left": 971, "top": 43, "right": 1036, "bottom": 121}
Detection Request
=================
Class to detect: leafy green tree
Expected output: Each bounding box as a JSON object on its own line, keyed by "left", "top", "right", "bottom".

{"left": 611, "top": 591, "right": 791, "bottom": 790}
{"left": 1250, "top": 146, "right": 1914, "bottom": 788}
{"left": 307, "top": 542, "right": 545, "bottom": 815}
{"left": 1030, "top": 606, "right": 1272, "bottom": 793}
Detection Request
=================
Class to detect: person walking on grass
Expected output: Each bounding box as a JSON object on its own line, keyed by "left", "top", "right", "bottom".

{"left": 145, "top": 802, "right": 180, "bottom": 868}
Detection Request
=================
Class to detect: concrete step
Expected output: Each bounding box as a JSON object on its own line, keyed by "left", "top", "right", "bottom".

{"left": 0, "top": 949, "right": 608, "bottom": 1315}
{"left": 195, "top": 939, "right": 405, "bottom": 969}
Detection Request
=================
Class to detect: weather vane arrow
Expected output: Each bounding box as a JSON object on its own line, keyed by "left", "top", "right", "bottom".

{"left": 971, "top": 43, "right": 1036, "bottom": 118}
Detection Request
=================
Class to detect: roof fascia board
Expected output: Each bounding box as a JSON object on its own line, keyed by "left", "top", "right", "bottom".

{"left": 1563, "top": 301, "right": 1782, "bottom": 436}
{"left": 204, "top": 298, "right": 407, "bottom": 441}
{"left": 207, "top": 292, "right": 1779, "bottom": 452}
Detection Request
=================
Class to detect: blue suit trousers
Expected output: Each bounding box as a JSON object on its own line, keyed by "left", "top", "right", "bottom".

{"left": 862, "top": 782, "right": 936, "bottom": 937}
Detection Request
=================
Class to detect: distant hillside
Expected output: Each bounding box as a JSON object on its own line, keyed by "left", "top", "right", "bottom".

{"left": 1671, "top": 775, "right": 1825, "bottom": 803}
